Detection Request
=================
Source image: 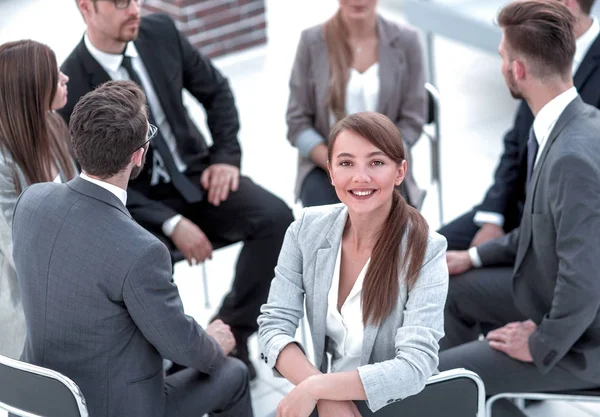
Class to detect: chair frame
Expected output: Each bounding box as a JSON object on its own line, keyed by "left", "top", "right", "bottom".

{"left": 0, "top": 354, "right": 88, "bottom": 417}
{"left": 423, "top": 82, "right": 444, "bottom": 225}
{"left": 428, "top": 368, "right": 486, "bottom": 417}
{"left": 486, "top": 390, "right": 600, "bottom": 417}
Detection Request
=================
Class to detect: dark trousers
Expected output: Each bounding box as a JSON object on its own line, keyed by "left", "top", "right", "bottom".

{"left": 437, "top": 208, "right": 521, "bottom": 251}
{"left": 165, "top": 357, "right": 253, "bottom": 417}
{"left": 142, "top": 173, "right": 294, "bottom": 340}
{"left": 439, "top": 268, "right": 597, "bottom": 417}
{"left": 300, "top": 168, "right": 339, "bottom": 207}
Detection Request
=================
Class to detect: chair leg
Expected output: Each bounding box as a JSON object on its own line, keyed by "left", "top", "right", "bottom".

{"left": 201, "top": 262, "right": 211, "bottom": 309}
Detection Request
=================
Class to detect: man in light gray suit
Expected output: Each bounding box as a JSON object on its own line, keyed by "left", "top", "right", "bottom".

{"left": 440, "top": 1, "right": 600, "bottom": 416}
{"left": 12, "top": 80, "right": 253, "bottom": 417}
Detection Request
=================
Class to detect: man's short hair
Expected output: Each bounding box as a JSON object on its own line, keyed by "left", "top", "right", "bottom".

{"left": 498, "top": 0, "right": 576, "bottom": 78}
{"left": 70, "top": 80, "right": 148, "bottom": 178}
{"left": 577, "top": 0, "right": 595, "bottom": 15}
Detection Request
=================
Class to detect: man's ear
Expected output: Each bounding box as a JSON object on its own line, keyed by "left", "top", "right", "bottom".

{"left": 131, "top": 147, "right": 145, "bottom": 167}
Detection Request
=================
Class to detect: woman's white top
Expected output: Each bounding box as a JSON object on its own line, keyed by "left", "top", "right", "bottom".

{"left": 53, "top": 174, "right": 61, "bottom": 183}
{"left": 325, "top": 243, "right": 370, "bottom": 372}
{"left": 329, "top": 63, "right": 380, "bottom": 127}
{"left": 345, "top": 63, "right": 380, "bottom": 116}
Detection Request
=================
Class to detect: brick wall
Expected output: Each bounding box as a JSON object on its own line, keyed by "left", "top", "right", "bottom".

{"left": 142, "top": 0, "right": 267, "bottom": 58}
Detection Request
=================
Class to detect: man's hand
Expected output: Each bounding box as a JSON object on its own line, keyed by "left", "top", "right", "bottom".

{"left": 487, "top": 320, "right": 536, "bottom": 362}
{"left": 446, "top": 250, "right": 473, "bottom": 276}
{"left": 471, "top": 223, "right": 505, "bottom": 247}
{"left": 171, "top": 217, "right": 213, "bottom": 264}
{"left": 316, "top": 399, "right": 361, "bottom": 417}
{"left": 200, "top": 163, "right": 240, "bottom": 206}
{"left": 206, "top": 319, "right": 236, "bottom": 355}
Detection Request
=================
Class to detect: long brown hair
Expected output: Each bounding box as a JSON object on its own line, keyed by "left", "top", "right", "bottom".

{"left": 0, "top": 40, "right": 75, "bottom": 193}
{"left": 328, "top": 112, "right": 429, "bottom": 326}
{"left": 324, "top": 10, "right": 353, "bottom": 123}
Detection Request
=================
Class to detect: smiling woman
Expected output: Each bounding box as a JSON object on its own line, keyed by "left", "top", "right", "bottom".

{"left": 258, "top": 112, "right": 449, "bottom": 417}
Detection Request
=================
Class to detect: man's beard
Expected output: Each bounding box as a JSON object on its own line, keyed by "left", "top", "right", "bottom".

{"left": 506, "top": 70, "right": 523, "bottom": 100}
{"left": 129, "top": 152, "right": 146, "bottom": 180}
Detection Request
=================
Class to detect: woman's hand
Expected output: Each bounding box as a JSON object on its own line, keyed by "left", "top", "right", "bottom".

{"left": 276, "top": 378, "right": 318, "bottom": 417}
{"left": 317, "top": 399, "right": 361, "bottom": 417}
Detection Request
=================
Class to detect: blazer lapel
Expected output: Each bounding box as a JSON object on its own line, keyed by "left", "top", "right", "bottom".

{"left": 376, "top": 16, "right": 401, "bottom": 115}
{"left": 311, "top": 208, "right": 347, "bottom": 368}
{"left": 360, "top": 319, "right": 382, "bottom": 366}
{"left": 77, "top": 37, "right": 112, "bottom": 88}
{"left": 514, "top": 98, "right": 582, "bottom": 270}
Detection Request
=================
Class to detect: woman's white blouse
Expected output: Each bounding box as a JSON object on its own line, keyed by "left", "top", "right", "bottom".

{"left": 325, "top": 243, "right": 370, "bottom": 372}
{"left": 345, "top": 63, "right": 380, "bottom": 116}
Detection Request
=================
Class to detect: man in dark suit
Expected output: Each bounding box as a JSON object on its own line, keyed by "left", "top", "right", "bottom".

{"left": 438, "top": 1, "right": 600, "bottom": 416}
{"left": 438, "top": 0, "right": 600, "bottom": 251}
{"left": 61, "top": 0, "right": 294, "bottom": 378}
{"left": 13, "top": 81, "right": 253, "bottom": 417}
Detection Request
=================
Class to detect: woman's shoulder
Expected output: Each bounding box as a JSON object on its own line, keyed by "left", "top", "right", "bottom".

{"left": 299, "top": 23, "right": 325, "bottom": 46}
{"left": 290, "top": 203, "right": 346, "bottom": 238}
{"left": 377, "top": 15, "right": 419, "bottom": 42}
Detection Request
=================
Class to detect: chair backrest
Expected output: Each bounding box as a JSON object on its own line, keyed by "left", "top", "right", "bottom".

{"left": 354, "top": 368, "right": 485, "bottom": 417}
{"left": 0, "top": 354, "right": 88, "bottom": 417}
{"left": 425, "top": 82, "right": 440, "bottom": 126}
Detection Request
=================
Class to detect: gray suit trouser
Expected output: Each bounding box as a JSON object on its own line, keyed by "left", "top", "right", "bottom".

{"left": 438, "top": 267, "right": 597, "bottom": 417}
{"left": 165, "top": 357, "right": 253, "bottom": 417}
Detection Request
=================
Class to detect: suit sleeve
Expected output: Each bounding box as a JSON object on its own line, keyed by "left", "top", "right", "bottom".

{"left": 286, "top": 29, "right": 327, "bottom": 157}
{"left": 123, "top": 239, "right": 225, "bottom": 373}
{"left": 394, "top": 29, "right": 426, "bottom": 147}
{"left": 257, "top": 215, "right": 308, "bottom": 369}
{"left": 476, "top": 227, "right": 520, "bottom": 266}
{"left": 478, "top": 101, "right": 533, "bottom": 215}
{"left": 168, "top": 16, "right": 241, "bottom": 167}
{"left": 126, "top": 188, "right": 178, "bottom": 229}
{"left": 529, "top": 151, "right": 600, "bottom": 373}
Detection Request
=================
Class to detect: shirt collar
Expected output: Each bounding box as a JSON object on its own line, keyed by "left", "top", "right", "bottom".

{"left": 84, "top": 34, "right": 139, "bottom": 74}
{"left": 574, "top": 16, "right": 600, "bottom": 73}
{"left": 533, "top": 86, "right": 578, "bottom": 145}
{"left": 80, "top": 172, "right": 128, "bottom": 206}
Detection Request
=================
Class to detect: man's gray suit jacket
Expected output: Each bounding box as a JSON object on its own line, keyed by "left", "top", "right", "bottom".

{"left": 12, "top": 177, "right": 225, "bottom": 417}
{"left": 477, "top": 97, "right": 600, "bottom": 383}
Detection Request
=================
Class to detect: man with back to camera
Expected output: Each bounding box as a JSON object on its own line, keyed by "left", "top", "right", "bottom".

{"left": 60, "top": 0, "right": 295, "bottom": 379}
{"left": 13, "top": 80, "right": 254, "bottom": 417}
{"left": 438, "top": 0, "right": 600, "bottom": 251}
{"left": 438, "top": 1, "right": 600, "bottom": 416}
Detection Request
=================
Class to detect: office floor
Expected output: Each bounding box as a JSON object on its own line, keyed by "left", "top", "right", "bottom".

{"left": 1, "top": 0, "right": 599, "bottom": 416}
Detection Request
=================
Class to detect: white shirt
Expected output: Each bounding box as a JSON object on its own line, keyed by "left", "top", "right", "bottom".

{"left": 469, "top": 87, "right": 578, "bottom": 267}
{"left": 325, "top": 243, "right": 369, "bottom": 372}
{"left": 80, "top": 172, "right": 128, "bottom": 206}
{"left": 84, "top": 35, "right": 183, "bottom": 236}
{"left": 345, "top": 63, "right": 380, "bottom": 115}
{"left": 473, "top": 22, "right": 599, "bottom": 229}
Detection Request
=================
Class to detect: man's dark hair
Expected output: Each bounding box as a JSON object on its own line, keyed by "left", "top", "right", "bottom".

{"left": 70, "top": 80, "right": 148, "bottom": 178}
{"left": 577, "top": 0, "right": 595, "bottom": 15}
{"left": 498, "top": 0, "right": 576, "bottom": 78}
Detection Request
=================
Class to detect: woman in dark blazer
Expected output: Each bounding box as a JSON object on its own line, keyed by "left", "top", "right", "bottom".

{"left": 287, "top": 0, "right": 427, "bottom": 208}
{"left": 0, "top": 40, "right": 77, "bottom": 358}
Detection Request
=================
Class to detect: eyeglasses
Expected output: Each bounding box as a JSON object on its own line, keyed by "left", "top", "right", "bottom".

{"left": 100, "top": 0, "right": 144, "bottom": 10}
{"left": 135, "top": 123, "right": 157, "bottom": 153}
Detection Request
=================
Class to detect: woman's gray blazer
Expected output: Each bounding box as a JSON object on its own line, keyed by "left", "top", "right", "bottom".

{"left": 0, "top": 146, "right": 76, "bottom": 358}
{"left": 286, "top": 16, "right": 427, "bottom": 205}
{"left": 258, "top": 204, "right": 449, "bottom": 412}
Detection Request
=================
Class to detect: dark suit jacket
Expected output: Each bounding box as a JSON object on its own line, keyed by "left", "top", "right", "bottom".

{"left": 59, "top": 13, "right": 241, "bottom": 229}
{"left": 478, "top": 98, "right": 600, "bottom": 382}
{"left": 477, "top": 34, "right": 600, "bottom": 230}
{"left": 12, "top": 177, "right": 225, "bottom": 417}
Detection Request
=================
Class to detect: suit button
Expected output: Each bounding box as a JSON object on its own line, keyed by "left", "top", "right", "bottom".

{"left": 264, "top": 358, "right": 268, "bottom": 363}
{"left": 260, "top": 353, "right": 264, "bottom": 359}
